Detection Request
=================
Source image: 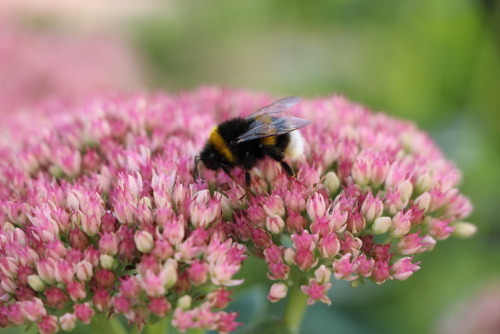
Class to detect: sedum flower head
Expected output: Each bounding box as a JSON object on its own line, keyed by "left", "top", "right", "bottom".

{"left": 0, "top": 88, "right": 473, "bottom": 332}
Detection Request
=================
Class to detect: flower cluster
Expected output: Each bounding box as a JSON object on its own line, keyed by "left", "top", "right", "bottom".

{"left": 0, "top": 88, "right": 474, "bottom": 333}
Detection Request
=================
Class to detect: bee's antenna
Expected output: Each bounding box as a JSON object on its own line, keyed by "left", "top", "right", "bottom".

{"left": 193, "top": 155, "right": 201, "bottom": 183}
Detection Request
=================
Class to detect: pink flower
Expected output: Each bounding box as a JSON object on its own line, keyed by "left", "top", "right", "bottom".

{"left": 37, "top": 315, "right": 59, "bottom": 334}
{"left": 301, "top": 279, "right": 332, "bottom": 305}
{"left": 74, "top": 303, "right": 94, "bottom": 324}
{"left": 0, "top": 88, "right": 473, "bottom": 332}
{"left": 391, "top": 257, "right": 421, "bottom": 281}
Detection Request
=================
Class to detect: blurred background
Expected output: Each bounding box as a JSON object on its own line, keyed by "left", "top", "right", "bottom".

{"left": 1, "top": 0, "right": 499, "bottom": 333}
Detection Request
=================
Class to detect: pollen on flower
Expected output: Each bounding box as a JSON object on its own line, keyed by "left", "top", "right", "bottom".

{"left": 0, "top": 88, "right": 473, "bottom": 332}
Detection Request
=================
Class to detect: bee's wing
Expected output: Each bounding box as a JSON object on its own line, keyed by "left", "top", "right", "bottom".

{"left": 233, "top": 116, "right": 310, "bottom": 144}
{"left": 247, "top": 96, "right": 301, "bottom": 119}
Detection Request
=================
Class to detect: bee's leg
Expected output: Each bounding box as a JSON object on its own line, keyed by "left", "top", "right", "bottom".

{"left": 280, "top": 161, "right": 296, "bottom": 178}
{"left": 245, "top": 172, "right": 251, "bottom": 188}
{"left": 221, "top": 165, "right": 232, "bottom": 178}
{"left": 243, "top": 152, "right": 257, "bottom": 188}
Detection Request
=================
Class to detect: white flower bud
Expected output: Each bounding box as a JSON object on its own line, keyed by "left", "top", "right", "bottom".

{"left": 27, "top": 275, "right": 46, "bottom": 292}
{"left": 314, "top": 265, "right": 331, "bottom": 284}
{"left": 452, "top": 222, "right": 477, "bottom": 238}
{"left": 414, "top": 192, "right": 431, "bottom": 212}
{"left": 416, "top": 173, "right": 433, "bottom": 193}
{"left": 162, "top": 259, "right": 178, "bottom": 289}
{"left": 99, "top": 255, "right": 115, "bottom": 270}
{"left": 323, "top": 171, "right": 340, "bottom": 194}
{"left": 177, "top": 295, "right": 192, "bottom": 310}
{"left": 372, "top": 216, "right": 392, "bottom": 234}
{"left": 134, "top": 231, "right": 154, "bottom": 253}
{"left": 398, "top": 180, "right": 413, "bottom": 203}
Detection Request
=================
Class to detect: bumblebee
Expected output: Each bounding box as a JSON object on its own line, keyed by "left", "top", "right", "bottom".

{"left": 194, "top": 96, "right": 310, "bottom": 186}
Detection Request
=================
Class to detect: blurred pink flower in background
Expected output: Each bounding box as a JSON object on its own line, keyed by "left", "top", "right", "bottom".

{"left": 0, "top": 88, "right": 474, "bottom": 333}
{"left": 436, "top": 283, "right": 500, "bottom": 334}
{"left": 0, "top": 19, "right": 143, "bottom": 145}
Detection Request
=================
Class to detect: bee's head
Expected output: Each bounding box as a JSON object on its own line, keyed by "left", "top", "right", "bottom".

{"left": 200, "top": 146, "right": 222, "bottom": 171}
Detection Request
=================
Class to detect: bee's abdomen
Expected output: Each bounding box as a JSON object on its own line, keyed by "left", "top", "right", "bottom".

{"left": 261, "top": 136, "right": 277, "bottom": 146}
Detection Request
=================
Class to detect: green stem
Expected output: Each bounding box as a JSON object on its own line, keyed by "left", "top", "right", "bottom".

{"left": 283, "top": 282, "right": 308, "bottom": 334}
{"left": 90, "top": 313, "right": 127, "bottom": 334}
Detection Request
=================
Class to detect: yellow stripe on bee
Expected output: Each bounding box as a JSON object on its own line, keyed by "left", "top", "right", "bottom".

{"left": 261, "top": 136, "right": 277, "bottom": 146}
{"left": 209, "top": 127, "right": 236, "bottom": 163}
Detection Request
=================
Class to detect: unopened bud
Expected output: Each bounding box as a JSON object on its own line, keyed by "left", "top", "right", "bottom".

{"left": 99, "top": 255, "right": 115, "bottom": 270}
{"left": 452, "top": 222, "right": 477, "bottom": 238}
{"left": 323, "top": 171, "right": 340, "bottom": 194}
{"left": 134, "top": 231, "right": 154, "bottom": 253}
{"left": 177, "top": 295, "right": 192, "bottom": 310}
{"left": 27, "top": 275, "right": 46, "bottom": 292}
{"left": 372, "top": 216, "right": 391, "bottom": 234}
{"left": 267, "top": 283, "right": 288, "bottom": 303}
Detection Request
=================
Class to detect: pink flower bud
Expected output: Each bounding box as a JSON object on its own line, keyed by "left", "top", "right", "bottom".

{"left": 356, "top": 254, "right": 375, "bottom": 277}
{"left": 187, "top": 260, "right": 208, "bottom": 285}
{"left": 428, "top": 218, "right": 455, "bottom": 240}
{"left": 113, "top": 296, "right": 132, "bottom": 314}
{"left": 74, "top": 303, "right": 94, "bottom": 324}
{"left": 267, "top": 283, "right": 288, "bottom": 303}
{"left": 306, "top": 193, "right": 328, "bottom": 221}
{"left": 67, "top": 282, "right": 86, "bottom": 301}
{"left": 141, "top": 271, "right": 166, "bottom": 297}
{"left": 99, "top": 232, "right": 119, "bottom": 255}
{"left": 207, "top": 288, "right": 233, "bottom": 309}
{"left": 20, "top": 298, "right": 46, "bottom": 322}
{"left": 92, "top": 289, "right": 111, "bottom": 312}
{"left": 38, "top": 315, "right": 59, "bottom": 334}
{"left": 391, "top": 257, "right": 420, "bottom": 280}
{"left": 263, "top": 195, "right": 285, "bottom": 217}
{"left": 134, "top": 231, "right": 154, "bottom": 253}
{"left": 54, "top": 260, "right": 74, "bottom": 284}
{"left": 372, "top": 260, "right": 391, "bottom": 284}
{"left": 391, "top": 211, "right": 411, "bottom": 238}
{"left": 317, "top": 233, "right": 340, "bottom": 259}
{"left": 266, "top": 215, "right": 285, "bottom": 234}
{"left": 69, "top": 228, "right": 89, "bottom": 250}
{"left": 59, "top": 313, "right": 77, "bottom": 331}
{"left": 361, "top": 192, "right": 383, "bottom": 221}
{"left": 148, "top": 297, "right": 171, "bottom": 317}
{"left": 333, "top": 254, "right": 358, "bottom": 281}
{"left": 45, "top": 287, "right": 68, "bottom": 309}
{"left": 352, "top": 157, "right": 371, "bottom": 186}
{"left": 286, "top": 210, "right": 307, "bottom": 233}
{"left": 75, "top": 261, "right": 93, "bottom": 282}
{"left": 95, "top": 269, "right": 115, "bottom": 289}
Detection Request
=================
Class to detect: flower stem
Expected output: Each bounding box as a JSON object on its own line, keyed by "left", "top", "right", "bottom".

{"left": 283, "top": 282, "right": 308, "bottom": 334}
{"left": 89, "top": 313, "right": 127, "bottom": 334}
